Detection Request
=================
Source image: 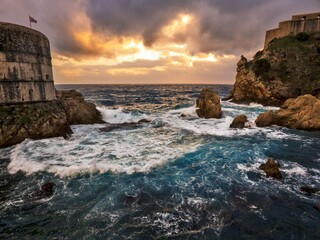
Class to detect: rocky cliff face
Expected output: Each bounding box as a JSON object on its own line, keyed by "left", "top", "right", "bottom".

{"left": 0, "top": 90, "right": 104, "bottom": 148}
{"left": 230, "top": 32, "right": 320, "bottom": 106}
{"left": 0, "top": 101, "right": 71, "bottom": 148}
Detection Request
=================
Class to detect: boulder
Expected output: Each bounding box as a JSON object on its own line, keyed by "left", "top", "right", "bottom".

{"left": 256, "top": 94, "right": 320, "bottom": 130}
{"left": 196, "top": 88, "right": 222, "bottom": 119}
{"left": 259, "top": 157, "right": 282, "bottom": 180}
{"left": 56, "top": 90, "right": 104, "bottom": 124}
{"left": 230, "top": 115, "right": 248, "bottom": 128}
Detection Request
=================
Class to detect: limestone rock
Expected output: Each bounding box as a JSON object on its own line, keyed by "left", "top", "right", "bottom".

{"left": 237, "top": 55, "right": 247, "bottom": 68}
{"left": 57, "top": 90, "right": 104, "bottom": 124}
{"left": 230, "top": 115, "right": 248, "bottom": 128}
{"left": 196, "top": 88, "right": 222, "bottom": 119}
{"left": 259, "top": 157, "right": 282, "bottom": 180}
{"left": 256, "top": 94, "right": 320, "bottom": 130}
{"left": 229, "top": 33, "right": 320, "bottom": 106}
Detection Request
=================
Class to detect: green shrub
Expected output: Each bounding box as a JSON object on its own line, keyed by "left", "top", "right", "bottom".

{"left": 254, "top": 50, "right": 263, "bottom": 59}
{"left": 252, "top": 59, "right": 271, "bottom": 78}
{"left": 17, "top": 115, "right": 30, "bottom": 125}
{"left": 295, "top": 32, "right": 310, "bottom": 42}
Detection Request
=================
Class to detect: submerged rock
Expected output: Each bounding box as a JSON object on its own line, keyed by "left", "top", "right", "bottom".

{"left": 99, "top": 119, "right": 151, "bottom": 132}
{"left": 31, "top": 182, "right": 55, "bottom": 200}
{"left": 196, "top": 88, "right": 222, "bottom": 119}
{"left": 230, "top": 115, "right": 248, "bottom": 129}
{"left": 255, "top": 94, "right": 320, "bottom": 131}
{"left": 259, "top": 157, "right": 282, "bottom": 180}
{"left": 300, "top": 186, "right": 320, "bottom": 195}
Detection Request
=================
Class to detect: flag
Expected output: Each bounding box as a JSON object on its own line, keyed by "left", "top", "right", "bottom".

{"left": 29, "top": 15, "right": 37, "bottom": 24}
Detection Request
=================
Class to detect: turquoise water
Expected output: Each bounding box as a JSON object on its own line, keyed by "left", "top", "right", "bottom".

{"left": 1, "top": 85, "right": 320, "bottom": 239}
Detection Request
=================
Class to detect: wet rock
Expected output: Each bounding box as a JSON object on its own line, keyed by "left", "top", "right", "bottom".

{"left": 256, "top": 94, "right": 320, "bottom": 131}
{"left": 230, "top": 115, "right": 248, "bottom": 129}
{"left": 32, "top": 182, "right": 55, "bottom": 199}
{"left": 138, "top": 119, "right": 151, "bottom": 124}
{"left": 56, "top": 90, "right": 104, "bottom": 124}
{"left": 180, "top": 114, "right": 187, "bottom": 118}
{"left": 314, "top": 203, "right": 320, "bottom": 212}
{"left": 99, "top": 119, "right": 150, "bottom": 132}
{"left": 300, "top": 186, "right": 320, "bottom": 195}
{"left": 259, "top": 157, "right": 282, "bottom": 180}
{"left": 196, "top": 88, "right": 222, "bottom": 119}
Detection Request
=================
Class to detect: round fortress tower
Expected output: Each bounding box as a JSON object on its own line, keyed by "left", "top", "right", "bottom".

{"left": 0, "top": 22, "right": 56, "bottom": 104}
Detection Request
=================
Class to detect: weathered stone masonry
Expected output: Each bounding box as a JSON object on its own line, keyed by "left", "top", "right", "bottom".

{"left": 264, "top": 12, "right": 320, "bottom": 48}
{"left": 0, "top": 22, "right": 56, "bottom": 104}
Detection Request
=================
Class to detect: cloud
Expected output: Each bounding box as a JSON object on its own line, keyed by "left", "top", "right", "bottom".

{"left": 1, "top": 0, "right": 319, "bottom": 84}
{"left": 83, "top": 0, "right": 320, "bottom": 55}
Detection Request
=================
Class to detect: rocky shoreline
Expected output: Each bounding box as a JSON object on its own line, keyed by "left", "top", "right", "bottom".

{"left": 0, "top": 90, "right": 104, "bottom": 148}
{"left": 228, "top": 32, "right": 320, "bottom": 106}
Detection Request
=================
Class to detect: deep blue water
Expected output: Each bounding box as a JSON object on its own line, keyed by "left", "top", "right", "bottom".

{"left": 1, "top": 84, "right": 320, "bottom": 239}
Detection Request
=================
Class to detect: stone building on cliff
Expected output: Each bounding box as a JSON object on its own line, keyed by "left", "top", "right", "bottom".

{"left": 264, "top": 12, "right": 320, "bottom": 48}
{"left": 0, "top": 22, "right": 56, "bottom": 104}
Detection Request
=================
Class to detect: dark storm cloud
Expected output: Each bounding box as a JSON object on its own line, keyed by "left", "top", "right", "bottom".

{"left": 84, "top": 0, "right": 320, "bottom": 54}
{"left": 1, "top": 0, "right": 319, "bottom": 57}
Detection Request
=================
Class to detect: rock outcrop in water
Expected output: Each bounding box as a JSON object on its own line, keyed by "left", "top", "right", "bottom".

{"left": 259, "top": 157, "right": 282, "bottom": 180}
{"left": 230, "top": 115, "right": 248, "bottom": 129}
{"left": 255, "top": 94, "right": 320, "bottom": 130}
{"left": 99, "top": 119, "right": 151, "bottom": 132}
{"left": 0, "top": 90, "right": 104, "bottom": 148}
{"left": 229, "top": 33, "right": 320, "bottom": 106}
{"left": 57, "top": 90, "right": 104, "bottom": 125}
{"left": 196, "top": 88, "right": 222, "bottom": 119}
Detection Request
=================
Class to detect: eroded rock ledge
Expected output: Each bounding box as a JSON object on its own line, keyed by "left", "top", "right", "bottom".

{"left": 0, "top": 90, "right": 104, "bottom": 148}
{"left": 255, "top": 94, "right": 320, "bottom": 131}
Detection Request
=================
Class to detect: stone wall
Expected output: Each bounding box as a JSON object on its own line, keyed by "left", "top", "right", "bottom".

{"left": 264, "top": 12, "right": 320, "bottom": 48}
{"left": 0, "top": 22, "right": 56, "bottom": 104}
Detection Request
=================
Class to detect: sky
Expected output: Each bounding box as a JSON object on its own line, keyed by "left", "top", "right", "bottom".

{"left": 1, "top": 0, "right": 319, "bottom": 84}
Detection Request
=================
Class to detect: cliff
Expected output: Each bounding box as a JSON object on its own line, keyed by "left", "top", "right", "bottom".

{"left": 0, "top": 90, "right": 104, "bottom": 148}
{"left": 230, "top": 32, "right": 320, "bottom": 106}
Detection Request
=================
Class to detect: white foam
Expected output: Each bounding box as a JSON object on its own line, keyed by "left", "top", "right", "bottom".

{"left": 8, "top": 125, "right": 201, "bottom": 177}
{"left": 96, "top": 106, "right": 148, "bottom": 123}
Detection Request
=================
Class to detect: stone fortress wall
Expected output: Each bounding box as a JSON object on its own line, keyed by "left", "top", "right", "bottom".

{"left": 264, "top": 12, "right": 320, "bottom": 48}
{"left": 0, "top": 22, "right": 56, "bottom": 104}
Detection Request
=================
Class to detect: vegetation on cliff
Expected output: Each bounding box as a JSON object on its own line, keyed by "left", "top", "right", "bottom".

{"left": 231, "top": 32, "right": 320, "bottom": 106}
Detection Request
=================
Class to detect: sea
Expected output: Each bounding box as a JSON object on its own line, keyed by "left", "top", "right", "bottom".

{"left": 1, "top": 84, "right": 320, "bottom": 239}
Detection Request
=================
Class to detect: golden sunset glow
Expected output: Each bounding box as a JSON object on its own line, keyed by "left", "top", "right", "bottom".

{"left": 50, "top": 12, "right": 238, "bottom": 84}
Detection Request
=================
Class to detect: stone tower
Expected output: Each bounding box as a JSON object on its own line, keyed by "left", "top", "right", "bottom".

{"left": 0, "top": 22, "right": 56, "bottom": 104}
